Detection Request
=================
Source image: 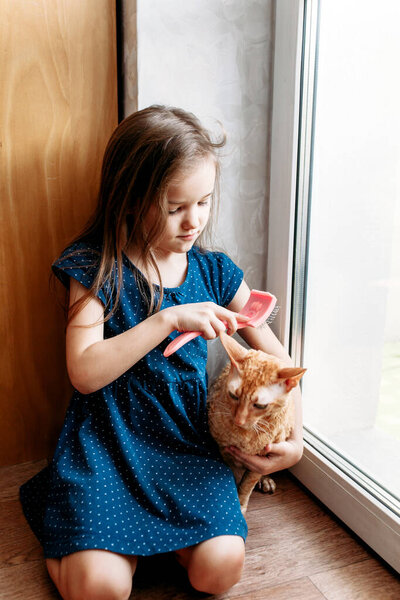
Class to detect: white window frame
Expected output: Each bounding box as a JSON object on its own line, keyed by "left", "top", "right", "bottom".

{"left": 267, "top": 0, "right": 400, "bottom": 573}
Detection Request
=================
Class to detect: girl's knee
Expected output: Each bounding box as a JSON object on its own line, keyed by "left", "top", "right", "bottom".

{"left": 188, "top": 536, "right": 245, "bottom": 595}
{"left": 68, "top": 572, "right": 132, "bottom": 600}
{"left": 50, "top": 551, "right": 135, "bottom": 600}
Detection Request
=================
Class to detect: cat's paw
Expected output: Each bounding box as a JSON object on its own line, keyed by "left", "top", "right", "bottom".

{"left": 257, "top": 476, "right": 276, "bottom": 494}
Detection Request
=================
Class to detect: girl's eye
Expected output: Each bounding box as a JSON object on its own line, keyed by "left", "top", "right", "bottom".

{"left": 168, "top": 199, "right": 210, "bottom": 214}
{"left": 229, "top": 391, "right": 239, "bottom": 401}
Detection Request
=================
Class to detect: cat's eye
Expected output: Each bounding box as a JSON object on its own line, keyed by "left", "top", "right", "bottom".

{"left": 229, "top": 391, "right": 239, "bottom": 401}
{"left": 253, "top": 403, "right": 267, "bottom": 410}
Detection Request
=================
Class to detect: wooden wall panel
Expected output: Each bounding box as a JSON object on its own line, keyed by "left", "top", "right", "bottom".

{"left": 0, "top": 0, "right": 118, "bottom": 465}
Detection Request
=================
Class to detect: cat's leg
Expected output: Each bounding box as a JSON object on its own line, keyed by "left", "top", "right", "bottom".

{"left": 237, "top": 470, "right": 262, "bottom": 514}
{"left": 220, "top": 450, "right": 244, "bottom": 487}
{"left": 230, "top": 464, "right": 245, "bottom": 488}
{"left": 257, "top": 476, "right": 276, "bottom": 494}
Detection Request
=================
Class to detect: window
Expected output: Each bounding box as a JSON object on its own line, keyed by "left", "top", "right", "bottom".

{"left": 268, "top": 0, "right": 400, "bottom": 572}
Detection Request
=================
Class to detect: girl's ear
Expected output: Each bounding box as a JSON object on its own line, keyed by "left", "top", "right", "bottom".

{"left": 219, "top": 331, "right": 248, "bottom": 370}
{"left": 277, "top": 367, "right": 307, "bottom": 393}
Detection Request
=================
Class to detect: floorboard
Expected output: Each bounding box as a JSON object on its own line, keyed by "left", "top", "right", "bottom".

{"left": 310, "top": 559, "right": 400, "bottom": 600}
{"left": 0, "top": 461, "right": 399, "bottom": 599}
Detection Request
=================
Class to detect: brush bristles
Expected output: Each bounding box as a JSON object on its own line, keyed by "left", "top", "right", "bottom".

{"left": 257, "top": 305, "right": 280, "bottom": 328}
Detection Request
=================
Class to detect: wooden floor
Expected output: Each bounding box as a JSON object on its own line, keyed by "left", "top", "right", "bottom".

{"left": 1, "top": 460, "right": 399, "bottom": 599}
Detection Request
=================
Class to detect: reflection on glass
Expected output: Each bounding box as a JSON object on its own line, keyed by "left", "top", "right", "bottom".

{"left": 301, "top": 0, "right": 400, "bottom": 500}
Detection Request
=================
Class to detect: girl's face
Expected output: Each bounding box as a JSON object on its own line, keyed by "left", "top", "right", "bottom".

{"left": 150, "top": 155, "right": 216, "bottom": 257}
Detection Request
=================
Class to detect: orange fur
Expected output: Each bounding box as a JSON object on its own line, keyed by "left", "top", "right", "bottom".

{"left": 207, "top": 332, "right": 306, "bottom": 513}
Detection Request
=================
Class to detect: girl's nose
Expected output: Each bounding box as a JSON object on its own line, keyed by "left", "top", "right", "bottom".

{"left": 183, "top": 206, "right": 200, "bottom": 230}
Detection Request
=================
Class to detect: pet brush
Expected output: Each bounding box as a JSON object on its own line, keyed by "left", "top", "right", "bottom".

{"left": 163, "top": 289, "right": 278, "bottom": 357}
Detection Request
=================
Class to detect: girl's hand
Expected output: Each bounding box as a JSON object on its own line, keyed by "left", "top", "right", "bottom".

{"left": 224, "top": 436, "right": 303, "bottom": 476}
{"left": 165, "top": 302, "right": 250, "bottom": 339}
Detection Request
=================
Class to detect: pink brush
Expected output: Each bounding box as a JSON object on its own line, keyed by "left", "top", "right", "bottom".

{"left": 163, "top": 289, "right": 278, "bottom": 357}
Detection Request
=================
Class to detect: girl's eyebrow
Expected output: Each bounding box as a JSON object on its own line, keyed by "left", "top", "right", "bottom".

{"left": 168, "top": 192, "right": 213, "bottom": 205}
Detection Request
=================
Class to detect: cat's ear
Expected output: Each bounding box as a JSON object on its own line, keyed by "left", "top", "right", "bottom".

{"left": 219, "top": 331, "right": 248, "bottom": 369}
{"left": 277, "top": 367, "right": 307, "bottom": 393}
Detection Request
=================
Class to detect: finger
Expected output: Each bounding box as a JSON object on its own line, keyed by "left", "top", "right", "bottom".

{"left": 240, "top": 456, "right": 267, "bottom": 472}
{"left": 236, "top": 313, "right": 251, "bottom": 322}
{"left": 224, "top": 448, "right": 243, "bottom": 467}
{"left": 199, "top": 321, "right": 220, "bottom": 340}
{"left": 211, "top": 310, "right": 235, "bottom": 336}
{"left": 227, "top": 446, "right": 253, "bottom": 464}
{"left": 224, "top": 311, "right": 250, "bottom": 334}
{"left": 228, "top": 447, "right": 273, "bottom": 474}
{"left": 210, "top": 316, "right": 229, "bottom": 337}
{"left": 264, "top": 442, "right": 284, "bottom": 453}
{"left": 226, "top": 445, "right": 241, "bottom": 454}
{"left": 222, "top": 317, "right": 237, "bottom": 336}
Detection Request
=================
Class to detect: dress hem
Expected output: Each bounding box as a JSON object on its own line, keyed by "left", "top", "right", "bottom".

{"left": 42, "top": 526, "right": 248, "bottom": 559}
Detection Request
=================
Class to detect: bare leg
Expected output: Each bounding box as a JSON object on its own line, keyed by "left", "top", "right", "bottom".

{"left": 46, "top": 549, "right": 137, "bottom": 600}
{"left": 175, "top": 535, "right": 245, "bottom": 595}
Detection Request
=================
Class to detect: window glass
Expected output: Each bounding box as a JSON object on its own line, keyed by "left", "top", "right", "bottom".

{"left": 301, "top": 0, "right": 400, "bottom": 499}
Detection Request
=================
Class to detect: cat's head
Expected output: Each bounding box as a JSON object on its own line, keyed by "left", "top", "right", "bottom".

{"left": 219, "top": 331, "right": 306, "bottom": 429}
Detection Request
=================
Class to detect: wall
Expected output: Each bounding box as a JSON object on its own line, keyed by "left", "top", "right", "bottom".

{"left": 121, "top": 0, "right": 138, "bottom": 115}
{"left": 124, "top": 0, "right": 275, "bottom": 376}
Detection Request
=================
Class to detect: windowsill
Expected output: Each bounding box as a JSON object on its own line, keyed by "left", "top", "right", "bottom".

{"left": 291, "top": 438, "right": 400, "bottom": 574}
{"left": 327, "top": 426, "right": 400, "bottom": 502}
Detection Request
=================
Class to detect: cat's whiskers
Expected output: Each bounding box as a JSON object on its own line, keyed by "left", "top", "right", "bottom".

{"left": 252, "top": 425, "right": 263, "bottom": 441}
{"left": 252, "top": 423, "right": 264, "bottom": 437}
{"left": 253, "top": 423, "right": 265, "bottom": 435}
{"left": 253, "top": 422, "right": 271, "bottom": 436}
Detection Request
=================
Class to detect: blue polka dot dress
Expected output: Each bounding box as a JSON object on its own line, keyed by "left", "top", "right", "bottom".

{"left": 20, "top": 242, "right": 248, "bottom": 558}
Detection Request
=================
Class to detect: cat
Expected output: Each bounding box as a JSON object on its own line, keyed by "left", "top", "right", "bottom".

{"left": 207, "top": 331, "right": 306, "bottom": 514}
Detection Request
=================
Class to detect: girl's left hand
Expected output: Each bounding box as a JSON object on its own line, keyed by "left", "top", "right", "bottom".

{"left": 224, "top": 437, "right": 303, "bottom": 476}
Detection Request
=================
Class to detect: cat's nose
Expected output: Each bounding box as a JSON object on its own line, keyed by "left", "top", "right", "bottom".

{"left": 234, "top": 406, "right": 249, "bottom": 427}
{"left": 234, "top": 415, "right": 247, "bottom": 427}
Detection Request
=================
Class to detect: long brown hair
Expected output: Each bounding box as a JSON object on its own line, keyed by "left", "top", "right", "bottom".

{"left": 62, "top": 105, "right": 226, "bottom": 323}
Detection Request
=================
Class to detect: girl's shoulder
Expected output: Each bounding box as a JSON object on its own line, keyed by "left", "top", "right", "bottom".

{"left": 52, "top": 239, "right": 104, "bottom": 293}
{"left": 54, "top": 240, "right": 102, "bottom": 266}
{"left": 191, "top": 245, "right": 240, "bottom": 272}
{"left": 190, "top": 246, "right": 243, "bottom": 307}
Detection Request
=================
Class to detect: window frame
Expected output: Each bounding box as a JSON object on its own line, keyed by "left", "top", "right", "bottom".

{"left": 267, "top": 0, "right": 400, "bottom": 573}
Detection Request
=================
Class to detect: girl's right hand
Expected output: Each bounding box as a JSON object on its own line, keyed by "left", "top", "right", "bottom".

{"left": 165, "top": 302, "right": 250, "bottom": 339}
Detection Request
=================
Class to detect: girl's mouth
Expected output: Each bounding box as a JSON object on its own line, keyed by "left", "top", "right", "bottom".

{"left": 178, "top": 232, "right": 198, "bottom": 241}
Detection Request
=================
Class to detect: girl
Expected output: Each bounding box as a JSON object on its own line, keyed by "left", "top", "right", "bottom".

{"left": 20, "top": 105, "right": 303, "bottom": 600}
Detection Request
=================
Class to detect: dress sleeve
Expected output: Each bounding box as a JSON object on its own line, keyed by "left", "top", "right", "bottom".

{"left": 51, "top": 242, "right": 109, "bottom": 308}
{"left": 212, "top": 252, "right": 244, "bottom": 307}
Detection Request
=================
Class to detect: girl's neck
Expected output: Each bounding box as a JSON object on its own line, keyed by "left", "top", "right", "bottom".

{"left": 126, "top": 246, "right": 189, "bottom": 288}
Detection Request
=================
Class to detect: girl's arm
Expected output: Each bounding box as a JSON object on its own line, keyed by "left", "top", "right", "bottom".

{"left": 66, "top": 278, "right": 249, "bottom": 395}
{"left": 225, "top": 281, "right": 304, "bottom": 474}
{"left": 227, "top": 281, "right": 292, "bottom": 361}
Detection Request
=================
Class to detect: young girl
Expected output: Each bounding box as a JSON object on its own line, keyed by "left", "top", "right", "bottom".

{"left": 20, "top": 105, "right": 303, "bottom": 600}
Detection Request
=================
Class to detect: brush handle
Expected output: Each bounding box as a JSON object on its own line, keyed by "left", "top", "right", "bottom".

{"left": 163, "top": 330, "right": 202, "bottom": 357}
{"left": 163, "top": 320, "right": 248, "bottom": 357}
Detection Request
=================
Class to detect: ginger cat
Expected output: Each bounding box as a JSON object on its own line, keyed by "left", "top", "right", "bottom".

{"left": 208, "top": 331, "right": 306, "bottom": 513}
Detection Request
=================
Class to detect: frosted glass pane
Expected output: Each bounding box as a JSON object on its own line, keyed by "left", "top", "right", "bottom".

{"left": 302, "top": 0, "right": 400, "bottom": 499}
